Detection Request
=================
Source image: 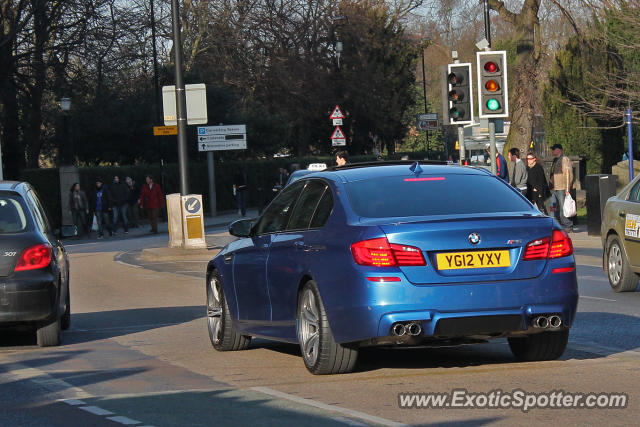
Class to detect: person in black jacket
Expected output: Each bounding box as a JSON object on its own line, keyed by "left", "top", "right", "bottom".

{"left": 89, "top": 178, "right": 114, "bottom": 238}
{"left": 526, "top": 152, "right": 550, "bottom": 214}
{"left": 233, "top": 170, "right": 248, "bottom": 217}
{"left": 109, "top": 176, "right": 129, "bottom": 234}
{"left": 125, "top": 176, "right": 141, "bottom": 228}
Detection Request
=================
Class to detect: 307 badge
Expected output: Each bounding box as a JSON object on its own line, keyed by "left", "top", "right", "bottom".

{"left": 436, "top": 250, "right": 510, "bottom": 270}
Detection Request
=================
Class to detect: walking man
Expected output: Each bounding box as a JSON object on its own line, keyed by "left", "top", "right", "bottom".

{"left": 110, "top": 176, "right": 129, "bottom": 234}
{"left": 139, "top": 175, "right": 164, "bottom": 234}
{"left": 508, "top": 148, "right": 528, "bottom": 196}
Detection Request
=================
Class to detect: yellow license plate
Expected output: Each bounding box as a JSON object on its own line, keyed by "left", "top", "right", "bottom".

{"left": 436, "top": 250, "right": 510, "bottom": 270}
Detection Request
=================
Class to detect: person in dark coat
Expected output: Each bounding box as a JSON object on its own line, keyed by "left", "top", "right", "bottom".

{"left": 125, "top": 176, "right": 141, "bottom": 228}
{"left": 233, "top": 169, "right": 248, "bottom": 217}
{"left": 89, "top": 178, "right": 114, "bottom": 238}
{"left": 68, "top": 183, "right": 89, "bottom": 238}
{"left": 526, "top": 151, "right": 550, "bottom": 214}
{"left": 139, "top": 175, "right": 164, "bottom": 233}
{"left": 109, "top": 175, "right": 129, "bottom": 234}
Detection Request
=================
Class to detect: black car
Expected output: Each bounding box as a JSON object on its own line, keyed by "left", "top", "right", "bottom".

{"left": 0, "top": 181, "right": 70, "bottom": 346}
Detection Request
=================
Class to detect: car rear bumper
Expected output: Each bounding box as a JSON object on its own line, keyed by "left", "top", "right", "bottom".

{"left": 0, "top": 272, "right": 57, "bottom": 324}
{"left": 323, "top": 266, "right": 579, "bottom": 344}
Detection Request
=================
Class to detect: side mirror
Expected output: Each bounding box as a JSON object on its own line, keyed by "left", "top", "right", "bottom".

{"left": 58, "top": 225, "right": 78, "bottom": 239}
{"left": 228, "top": 219, "right": 253, "bottom": 238}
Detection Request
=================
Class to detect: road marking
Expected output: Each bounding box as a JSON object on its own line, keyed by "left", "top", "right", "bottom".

{"left": 66, "top": 322, "right": 188, "bottom": 333}
{"left": 580, "top": 295, "right": 617, "bottom": 302}
{"left": 579, "top": 275, "right": 606, "bottom": 281}
{"left": 79, "top": 406, "right": 115, "bottom": 416}
{"left": 59, "top": 399, "right": 87, "bottom": 406}
{"left": 332, "top": 416, "right": 370, "bottom": 426}
{"left": 570, "top": 339, "right": 640, "bottom": 357}
{"left": 251, "top": 386, "right": 408, "bottom": 427}
{"left": 107, "top": 415, "right": 142, "bottom": 425}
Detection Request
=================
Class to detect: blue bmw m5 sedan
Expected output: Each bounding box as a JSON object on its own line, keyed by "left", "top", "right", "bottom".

{"left": 206, "top": 161, "right": 578, "bottom": 374}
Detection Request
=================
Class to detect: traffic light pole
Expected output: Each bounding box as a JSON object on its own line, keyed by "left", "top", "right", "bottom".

{"left": 171, "top": 0, "right": 189, "bottom": 195}
{"left": 458, "top": 126, "right": 465, "bottom": 164}
{"left": 489, "top": 120, "right": 497, "bottom": 175}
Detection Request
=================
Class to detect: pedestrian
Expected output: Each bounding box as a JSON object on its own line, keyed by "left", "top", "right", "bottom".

{"left": 233, "top": 169, "right": 248, "bottom": 217}
{"left": 508, "top": 147, "right": 528, "bottom": 196}
{"left": 278, "top": 167, "right": 290, "bottom": 187}
{"left": 549, "top": 143, "right": 574, "bottom": 231}
{"left": 89, "top": 178, "right": 114, "bottom": 239}
{"left": 139, "top": 175, "right": 164, "bottom": 234}
{"left": 125, "top": 176, "right": 141, "bottom": 228}
{"left": 525, "top": 152, "right": 550, "bottom": 214}
{"left": 487, "top": 147, "right": 509, "bottom": 182}
{"left": 336, "top": 150, "right": 348, "bottom": 167}
{"left": 68, "top": 183, "right": 89, "bottom": 238}
{"left": 109, "top": 175, "right": 129, "bottom": 235}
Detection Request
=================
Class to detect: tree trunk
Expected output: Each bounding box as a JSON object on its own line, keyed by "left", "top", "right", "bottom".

{"left": 489, "top": 0, "right": 541, "bottom": 157}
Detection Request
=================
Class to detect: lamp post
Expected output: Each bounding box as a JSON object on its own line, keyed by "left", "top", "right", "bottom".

{"left": 60, "top": 97, "right": 72, "bottom": 165}
{"left": 420, "top": 40, "right": 431, "bottom": 158}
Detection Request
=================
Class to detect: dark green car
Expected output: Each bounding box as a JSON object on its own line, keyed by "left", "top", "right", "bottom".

{"left": 602, "top": 175, "right": 640, "bottom": 292}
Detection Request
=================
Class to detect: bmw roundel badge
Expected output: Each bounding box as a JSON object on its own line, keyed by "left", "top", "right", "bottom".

{"left": 468, "top": 233, "right": 481, "bottom": 245}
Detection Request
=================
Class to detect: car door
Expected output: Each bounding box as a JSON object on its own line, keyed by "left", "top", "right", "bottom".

{"left": 267, "top": 180, "right": 329, "bottom": 331}
{"left": 232, "top": 181, "right": 304, "bottom": 325}
{"left": 618, "top": 179, "right": 640, "bottom": 268}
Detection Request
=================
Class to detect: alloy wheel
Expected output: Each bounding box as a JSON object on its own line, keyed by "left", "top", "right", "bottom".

{"left": 299, "top": 288, "right": 320, "bottom": 366}
{"left": 207, "top": 275, "right": 223, "bottom": 345}
{"left": 608, "top": 243, "right": 622, "bottom": 285}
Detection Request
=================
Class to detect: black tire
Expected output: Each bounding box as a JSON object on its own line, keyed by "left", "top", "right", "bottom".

{"left": 297, "top": 281, "right": 358, "bottom": 375}
{"left": 508, "top": 329, "right": 569, "bottom": 362}
{"left": 61, "top": 286, "right": 71, "bottom": 330}
{"left": 206, "top": 271, "right": 250, "bottom": 351}
{"left": 37, "top": 316, "right": 61, "bottom": 347}
{"left": 605, "top": 236, "right": 639, "bottom": 292}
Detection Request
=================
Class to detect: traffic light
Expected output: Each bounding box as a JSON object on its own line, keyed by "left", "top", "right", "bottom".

{"left": 446, "top": 63, "right": 473, "bottom": 125}
{"left": 477, "top": 51, "right": 509, "bottom": 118}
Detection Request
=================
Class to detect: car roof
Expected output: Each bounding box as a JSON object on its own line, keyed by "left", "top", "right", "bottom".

{"left": 0, "top": 181, "right": 27, "bottom": 193}
{"left": 302, "top": 161, "right": 491, "bottom": 183}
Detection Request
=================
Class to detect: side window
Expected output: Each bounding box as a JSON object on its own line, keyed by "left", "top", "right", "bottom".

{"left": 629, "top": 181, "right": 640, "bottom": 202}
{"left": 25, "top": 191, "right": 46, "bottom": 233}
{"left": 287, "top": 180, "right": 328, "bottom": 231}
{"left": 253, "top": 181, "right": 304, "bottom": 235}
{"left": 30, "top": 190, "right": 52, "bottom": 231}
{"left": 310, "top": 188, "right": 334, "bottom": 228}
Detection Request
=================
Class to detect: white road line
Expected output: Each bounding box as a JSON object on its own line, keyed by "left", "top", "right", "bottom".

{"left": 332, "top": 416, "right": 370, "bottom": 426}
{"left": 251, "top": 386, "right": 408, "bottom": 427}
{"left": 79, "top": 406, "right": 115, "bottom": 416}
{"left": 570, "top": 339, "right": 640, "bottom": 357}
{"left": 580, "top": 295, "right": 617, "bottom": 302}
{"left": 579, "top": 275, "right": 606, "bottom": 281}
{"left": 67, "top": 322, "right": 186, "bottom": 332}
{"left": 107, "top": 416, "right": 142, "bottom": 425}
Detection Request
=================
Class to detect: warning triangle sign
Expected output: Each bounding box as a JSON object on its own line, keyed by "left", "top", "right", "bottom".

{"left": 329, "top": 105, "right": 345, "bottom": 119}
{"left": 331, "top": 126, "right": 346, "bottom": 139}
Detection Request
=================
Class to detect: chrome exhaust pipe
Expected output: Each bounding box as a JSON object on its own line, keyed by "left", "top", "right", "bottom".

{"left": 391, "top": 323, "right": 406, "bottom": 336}
{"left": 533, "top": 316, "right": 549, "bottom": 329}
{"left": 407, "top": 323, "right": 422, "bottom": 336}
{"left": 549, "top": 315, "right": 562, "bottom": 328}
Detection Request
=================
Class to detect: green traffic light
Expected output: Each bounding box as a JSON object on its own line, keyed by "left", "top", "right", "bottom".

{"left": 486, "top": 98, "right": 500, "bottom": 111}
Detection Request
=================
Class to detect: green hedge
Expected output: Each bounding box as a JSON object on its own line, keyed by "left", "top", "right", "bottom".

{"left": 18, "top": 152, "right": 444, "bottom": 228}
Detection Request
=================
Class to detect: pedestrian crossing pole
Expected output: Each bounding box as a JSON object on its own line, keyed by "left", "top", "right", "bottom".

{"left": 625, "top": 108, "right": 634, "bottom": 181}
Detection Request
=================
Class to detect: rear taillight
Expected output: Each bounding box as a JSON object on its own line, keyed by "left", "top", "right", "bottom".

{"left": 14, "top": 244, "right": 52, "bottom": 271}
{"left": 549, "top": 229, "right": 573, "bottom": 258}
{"left": 523, "top": 230, "right": 573, "bottom": 261}
{"left": 351, "top": 237, "right": 426, "bottom": 267}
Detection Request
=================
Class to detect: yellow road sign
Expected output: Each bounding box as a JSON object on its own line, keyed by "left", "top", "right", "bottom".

{"left": 153, "top": 125, "right": 178, "bottom": 136}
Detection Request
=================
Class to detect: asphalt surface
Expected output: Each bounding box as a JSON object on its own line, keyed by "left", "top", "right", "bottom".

{"left": 0, "top": 226, "right": 638, "bottom": 426}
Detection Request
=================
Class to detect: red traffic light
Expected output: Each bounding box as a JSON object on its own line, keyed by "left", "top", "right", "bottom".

{"left": 484, "top": 61, "right": 499, "bottom": 73}
{"left": 448, "top": 90, "right": 464, "bottom": 101}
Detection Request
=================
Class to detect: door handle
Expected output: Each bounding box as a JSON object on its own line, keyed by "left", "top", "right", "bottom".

{"left": 294, "top": 241, "right": 309, "bottom": 250}
{"left": 619, "top": 211, "right": 627, "bottom": 218}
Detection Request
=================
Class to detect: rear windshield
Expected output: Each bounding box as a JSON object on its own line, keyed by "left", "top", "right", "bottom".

{"left": 0, "top": 194, "right": 29, "bottom": 233}
{"left": 345, "top": 174, "right": 533, "bottom": 218}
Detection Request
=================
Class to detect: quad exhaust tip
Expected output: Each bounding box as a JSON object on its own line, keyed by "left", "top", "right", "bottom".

{"left": 532, "top": 315, "right": 562, "bottom": 329}
{"left": 391, "top": 322, "right": 422, "bottom": 337}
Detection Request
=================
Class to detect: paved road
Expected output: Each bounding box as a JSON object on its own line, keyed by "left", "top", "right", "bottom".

{"left": 1, "top": 229, "right": 638, "bottom": 426}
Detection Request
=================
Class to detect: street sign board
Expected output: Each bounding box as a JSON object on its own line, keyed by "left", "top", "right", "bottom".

{"left": 153, "top": 125, "right": 178, "bottom": 136}
{"left": 162, "top": 83, "right": 208, "bottom": 126}
{"left": 332, "top": 138, "right": 346, "bottom": 147}
{"left": 331, "top": 126, "right": 346, "bottom": 139}
{"left": 197, "top": 125, "right": 247, "bottom": 151}
{"left": 416, "top": 113, "right": 439, "bottom": 131}
{"left": 333, "top": 118, "right": 343, "bottom": 126}
{"left": 330, "top": 105, "right": 345, "bottom": 119}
